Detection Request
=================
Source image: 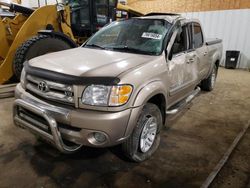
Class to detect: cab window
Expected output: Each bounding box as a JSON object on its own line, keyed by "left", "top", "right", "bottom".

{"left": 69, "top": 0, "right": 90, "bottom": 26}
{"left": 193, "top": 23, "right": 204, "bottom": 48}
{"left": 96, "top": 0, "right": 109, "bottom": 26}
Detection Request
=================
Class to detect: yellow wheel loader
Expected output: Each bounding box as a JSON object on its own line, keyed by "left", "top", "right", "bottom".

{"left": 0, "top": 0, "right": 143, "bottom": 84}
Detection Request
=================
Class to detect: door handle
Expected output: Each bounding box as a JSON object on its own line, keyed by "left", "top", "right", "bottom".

{"left": 187, "top": 58, "right": 195, "bottom": 64}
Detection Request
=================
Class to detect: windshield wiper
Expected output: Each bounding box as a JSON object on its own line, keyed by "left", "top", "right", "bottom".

{"left": 110, "top": 46, "right": 155, "bottom": 55}
{"left": 85, "top": 44, "right": 106, "bottom": 50}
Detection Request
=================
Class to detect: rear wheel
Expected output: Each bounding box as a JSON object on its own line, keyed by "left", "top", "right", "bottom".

{"left": 200, "top": 64, "right": 218, "bottom": 91}
{"left": 13, "top": 35, "right": 74, "bottom": 80}
{"left": 122, "top": 103, "right": 162, "bottom": 162}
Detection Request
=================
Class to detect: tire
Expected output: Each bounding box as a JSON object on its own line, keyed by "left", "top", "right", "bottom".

{"left": 13, "top": 35, "right": 73, "bottom": 80}
{"left": 122, "top": 103, "right": 163, "bottom": 162}
{"left": 200, "top": 64, "right": 218, "bottom": 91}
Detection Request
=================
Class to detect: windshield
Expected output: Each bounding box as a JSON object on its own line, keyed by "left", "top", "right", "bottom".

{"left": 84, "top": 18, "right": 172, "bottom": 55}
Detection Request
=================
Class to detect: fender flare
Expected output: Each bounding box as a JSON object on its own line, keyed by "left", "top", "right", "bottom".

{"left": 124, "top": 81, "right": 168, "bottom": 137}
{"left": 38, "top": 30, "right": 78, "bottom": 48}
{"left": 132, "top": 81, "right": 168, "bottom": 107}
{"left": 206, "top": 52, "right": 221, "bottom": 78}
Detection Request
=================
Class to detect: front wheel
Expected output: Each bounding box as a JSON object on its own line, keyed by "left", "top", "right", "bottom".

{"left": 122, "top": 103, "right": 162, "bottom": 162}
{"left": 200, "top": 64, "right": 218, "bottom": 91}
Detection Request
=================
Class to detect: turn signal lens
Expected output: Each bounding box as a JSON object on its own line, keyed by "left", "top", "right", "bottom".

{"left": 119, "top": 85, "right": 132, "bottom": 95}
{"left": 109, "top": 85, "right": 133, "bottom": 106}
{"left": 119, "top": 95, "right": 129, "bottom": 103}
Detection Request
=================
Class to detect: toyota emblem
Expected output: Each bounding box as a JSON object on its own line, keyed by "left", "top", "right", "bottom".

{"left": 38, "top": 81, "right": 49, "bottom": 92}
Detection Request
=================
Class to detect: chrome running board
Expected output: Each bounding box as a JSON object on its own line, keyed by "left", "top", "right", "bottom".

{"left": 166, "top": 87, "right": 201, "bottom": 115}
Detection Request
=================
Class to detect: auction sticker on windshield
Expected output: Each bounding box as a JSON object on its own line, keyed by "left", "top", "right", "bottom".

{"left": 141, "top": 32, "right": 162, "bottom": 40}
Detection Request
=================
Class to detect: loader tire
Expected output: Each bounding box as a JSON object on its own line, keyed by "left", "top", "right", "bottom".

{"left": 13, "top": 35, "right": 73, "bottom": 80}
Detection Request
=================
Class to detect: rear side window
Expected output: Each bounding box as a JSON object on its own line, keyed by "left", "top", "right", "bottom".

{"left": 193, "top": 23, "right": 203, "bottom": 48}
{"left": 171, "top": 25, "right": 189, "bottom": 55}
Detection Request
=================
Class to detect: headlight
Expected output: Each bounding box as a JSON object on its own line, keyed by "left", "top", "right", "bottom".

{"left": 20, "top": 68, "right": 26, "bottom": 88}
{"left": 81, "top": 85, "right": 133, "bottom": 106}
{"left": 82, "top": 85, "right": 111, "bottom": 106}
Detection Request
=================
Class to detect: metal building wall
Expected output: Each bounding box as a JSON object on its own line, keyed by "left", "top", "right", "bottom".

{"left": 182, "top": 9, "right": 250, "bottom": 69}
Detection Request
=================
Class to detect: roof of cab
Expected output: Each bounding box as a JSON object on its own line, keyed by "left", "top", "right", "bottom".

{"left": 137, "top": 13, "right": 183, "bottom": 24}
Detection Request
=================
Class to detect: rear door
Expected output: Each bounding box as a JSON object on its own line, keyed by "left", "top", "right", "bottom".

{"left": 190, "top": 22, "right": 209, "bottom": 80}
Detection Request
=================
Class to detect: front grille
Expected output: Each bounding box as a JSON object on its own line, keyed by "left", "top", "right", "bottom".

{"left": 26, "top": 75, "right": 75, "bottom": 105}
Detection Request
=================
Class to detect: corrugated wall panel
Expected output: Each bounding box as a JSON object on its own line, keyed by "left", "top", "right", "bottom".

{"left": 183, "top": 9, "right": 250, "bottom": 69}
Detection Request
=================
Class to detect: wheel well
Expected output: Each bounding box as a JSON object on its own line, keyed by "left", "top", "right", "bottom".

{"left": 148, "top": 94, "right": 166, "bottom": 125}
{"left": 38, "top": 30, "right": 78, "bottom": 48}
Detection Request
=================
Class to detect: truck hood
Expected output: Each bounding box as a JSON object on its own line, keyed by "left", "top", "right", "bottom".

{"left": 29, "top": 47, "right": 157, "bottom": 78}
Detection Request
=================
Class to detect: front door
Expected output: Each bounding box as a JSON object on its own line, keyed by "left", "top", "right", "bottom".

{"left": 167, "top": 23, "right": 198, "bottom": 104}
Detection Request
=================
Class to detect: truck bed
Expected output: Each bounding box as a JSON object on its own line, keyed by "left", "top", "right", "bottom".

{"left": 206, "top": 38, "right": 222, "bottom": 46}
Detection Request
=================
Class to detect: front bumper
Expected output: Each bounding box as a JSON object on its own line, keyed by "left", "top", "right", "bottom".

{"left": 14, "top": 84, "right": 137, "bottom": 153}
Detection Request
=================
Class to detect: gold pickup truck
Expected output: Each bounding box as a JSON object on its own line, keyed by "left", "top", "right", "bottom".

{"left": 13, "top": 14, "right": 222, "bottom": 162}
